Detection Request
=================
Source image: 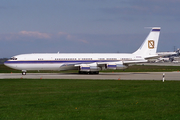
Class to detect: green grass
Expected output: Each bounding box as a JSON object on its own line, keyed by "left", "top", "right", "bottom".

{"left": 1, "top": 64, "right": 180, "bottom": 73}
{"left": 0, "top": 79, "right": 180, "bottom": 119}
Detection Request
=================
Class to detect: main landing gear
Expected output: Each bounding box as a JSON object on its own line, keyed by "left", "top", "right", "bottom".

{"left": 78, "top": 71, "right": 99, "bottom": 74}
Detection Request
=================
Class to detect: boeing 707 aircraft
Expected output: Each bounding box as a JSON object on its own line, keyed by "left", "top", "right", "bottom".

{"left": 4, "top": 27, "right": 161, "bottom": 75}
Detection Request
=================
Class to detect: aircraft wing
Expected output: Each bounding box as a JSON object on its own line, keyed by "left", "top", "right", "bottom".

{"left": 46, "top": 58, "right": 154, "bottom": 71}
{"left": 74, "top": 61, "right": 128, "bottom": 71}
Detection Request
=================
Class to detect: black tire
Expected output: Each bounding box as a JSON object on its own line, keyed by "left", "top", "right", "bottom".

{"left": 22, "top": 72, "right": 26, "bottom": 75}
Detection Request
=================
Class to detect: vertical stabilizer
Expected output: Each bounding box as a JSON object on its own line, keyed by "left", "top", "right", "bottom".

{"left": 133, "top": 27, "right": 161, "bottom": 57}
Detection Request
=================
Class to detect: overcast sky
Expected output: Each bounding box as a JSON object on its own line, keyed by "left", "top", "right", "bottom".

{"left": 1, "top": 0, "right": 180, "bottom": 58}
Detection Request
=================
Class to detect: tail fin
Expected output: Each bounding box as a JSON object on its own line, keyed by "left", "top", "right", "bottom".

{"left": 133, "top": 27, "right": 161, "bottom": 58}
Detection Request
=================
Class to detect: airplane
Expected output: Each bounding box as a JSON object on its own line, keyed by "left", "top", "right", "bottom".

{"left": 4, "top": 27, "right": 161, "bottom": 75}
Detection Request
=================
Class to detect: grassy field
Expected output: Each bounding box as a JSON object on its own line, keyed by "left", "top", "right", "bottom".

{"left": 0, "top": 79, "right": 180, "bottom": 119}
{"left": 1, "top": 64, "right": 180, "bottom": 73}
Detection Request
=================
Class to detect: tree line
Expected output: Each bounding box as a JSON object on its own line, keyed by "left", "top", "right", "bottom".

{"left": 0, "top": 58, "right": 8, "bottom": 64}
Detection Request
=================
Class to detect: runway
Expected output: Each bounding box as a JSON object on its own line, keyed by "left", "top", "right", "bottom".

{"left": 0, "top": 72, "right": 180, "bottom": 80}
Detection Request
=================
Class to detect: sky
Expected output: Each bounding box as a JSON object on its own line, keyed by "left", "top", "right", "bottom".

{"left": 0, "top": 0, "right": 180, "bottom": 58}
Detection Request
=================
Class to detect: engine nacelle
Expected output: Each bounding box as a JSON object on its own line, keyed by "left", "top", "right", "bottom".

{"left": 79, "top": 65, "right": 101, "bottom": 72}
{"left": 106, "top": 63, "right": 127, "bottom": 70}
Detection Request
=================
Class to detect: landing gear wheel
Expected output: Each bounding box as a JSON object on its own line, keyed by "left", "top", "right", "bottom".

{"left": 78, "top": 71, "right": 82, "bottom": 74}
{"left": 78, "top": 71, "right": 89, "bottom": 74}
{"left": 22, "top": 72, "right": 26, "bottom": 75}
{"left": 78, "top": 71, "right": 99, "bottom": 74}
{"left": 22, "top": 70, "right": 27, "bottom": 75}
{"left": 96, "top": 71, "right": 99, "bottom": 74}
{"left": 93, "top": 71, "right": 99, "bottom": 74}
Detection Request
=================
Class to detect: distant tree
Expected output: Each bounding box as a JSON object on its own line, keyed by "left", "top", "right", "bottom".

{"left": 0, "top": 58, "right": 8, "bottom": 64}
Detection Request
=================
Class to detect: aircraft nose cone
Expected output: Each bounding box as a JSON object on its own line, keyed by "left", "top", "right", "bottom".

{"left": 4, "top": 61, "right": 10, "bottom": 67}
{"left": 4, "top": 61, "right": 7, "bottom": 66}
{"left": 3, "top": 61, "right": 20, "bottom": 70}
{"left": 4, "top": 61, "right": 14, "bottom": 69}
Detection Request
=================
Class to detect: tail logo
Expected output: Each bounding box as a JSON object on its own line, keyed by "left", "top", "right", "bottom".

{"left": 148, "top": 40, "right": 154, "bottom": 49}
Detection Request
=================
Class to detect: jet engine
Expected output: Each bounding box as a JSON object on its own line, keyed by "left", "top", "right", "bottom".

{"left": 106, "top": 62, "right": 127, "bottom": 70}
{"left": 78, "top": 64, "right": 101, "bottom": 74}
{"left": 79, "top": 65, "right": 100, "bottom": 72}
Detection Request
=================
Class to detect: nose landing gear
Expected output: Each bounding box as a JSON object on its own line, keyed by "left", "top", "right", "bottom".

{"left": 22, "top": 70, "right": 27, "bottom": 75}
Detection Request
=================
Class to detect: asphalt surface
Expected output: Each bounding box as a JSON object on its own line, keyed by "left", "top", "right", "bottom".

{"left": 0, "top": 72, "right": 180, "bottom": 80}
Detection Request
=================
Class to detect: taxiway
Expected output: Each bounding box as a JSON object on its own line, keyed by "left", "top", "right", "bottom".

{"left": 0, "top": 72, "right": 180, "bottom": 80}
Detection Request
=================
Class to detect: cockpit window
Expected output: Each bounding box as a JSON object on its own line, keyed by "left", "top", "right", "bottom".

{"left": 10, "top": 57, "right": 17, "bottom": 60}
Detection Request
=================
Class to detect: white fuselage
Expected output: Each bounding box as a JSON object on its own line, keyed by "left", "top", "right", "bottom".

{"left": 4, "top": 53, "right": 145, "bottom": 71}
